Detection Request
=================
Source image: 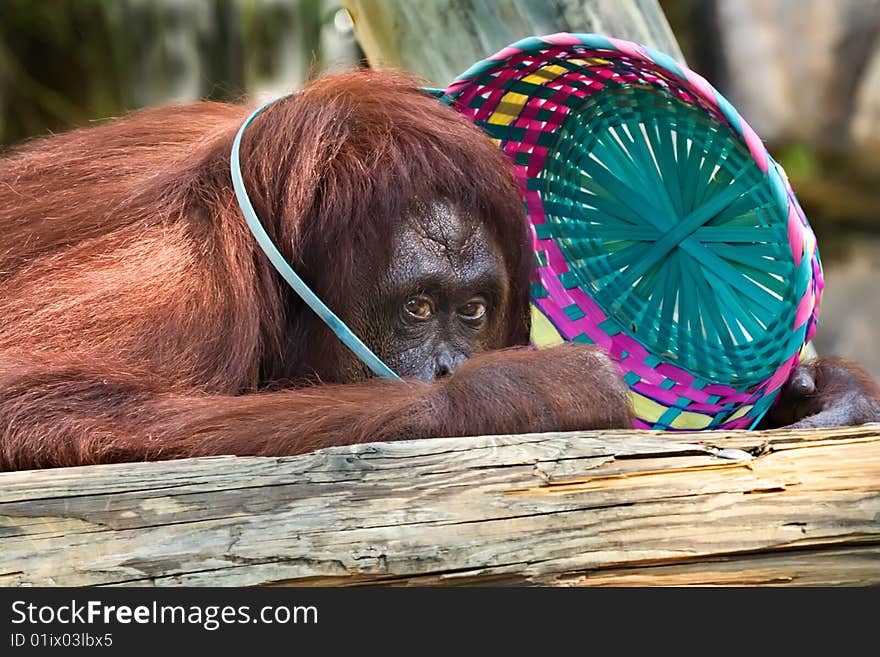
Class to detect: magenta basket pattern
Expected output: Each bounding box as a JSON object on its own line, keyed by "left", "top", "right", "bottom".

{"left": 439, "top": 33, "right": 824, "bottom": 430}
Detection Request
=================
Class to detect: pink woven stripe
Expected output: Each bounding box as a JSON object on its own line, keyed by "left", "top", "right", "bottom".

{"left": 488, "top": 45, "right": 525, "bottom": 62}
{"left": 654, "top": 362, "right": 695, "bottom": 386}
{"left": 542, "top": 241, "right": 571, "bottom": 273}
{"left": 534, "top": 237, "right": 626, "bottom": 355}
{"left": 805, "top": 306, "right": 819, "bottom": 344}
{"left": 634, "top": 381, "right": 678, "bottom": 405}
{"left": 724, "top": 417, "right": 754, "bottom": 430}
{"left": 788, "top": 202, "right": 804, "bottom": 267}
{"left": 454, "top": 84, "right": 484, "bottom": 115}
{"left": 542, "top": 33, "right": 581, "bottom": 47}
{"left": 683, "top": 68, "right": 718, "bottom": 109}
{"left": 674, "top": 387, "right": 712, "bottom": 404}
{"left": 538, "top": 267, "right": 570, "bottom": 304}
{"left": 534, "top": 294, "right": 613, "bottom": 351}
{"left": 445, "top": 78, "right": 467, "bottom": 96}
{"left": 640, "top": 372, "right": 720, "bottom": 408}
{"left": 457, "top": 53, "right": 732, "bottom": 145}
{"left": 606, "top": 37, "right": 650, "bottom": 62}
{"left": 526, "top": 147, "right": 549, "bottom": 176}
{"left": 535, "top": 293, "right": 576, "bottom": 332}
{"left": 793, "top": 288, "right": 813, "bottom": 330}
{"left": 626, "top": 357, "right": 671, "bottom": 386}
{"left": 813, "top": 256, "right": 825, "bottom": 298}
{"left": 457, "top": 51, "right": 551, "bottom": 122}
{"left": 764, "top": 353, "right": 800, "bottom": 392}
{"left": 610, "top": 333, "right": 649, "bottom": 361}
{"left": 684, "top": 401, "right": 729, "bottom": 413}
{"left": 566, "top": 283, "right": 608, "bottom": 323}
{"left": 611, "top": 337, "right": 733, "bottom": 404}
{"left": 524, "top": 189, "right": 545, "bottom": 222}
{"left": 631, "top": 402, "right": 764, "bottom": 431}
{"left": 741, "top": 121, "right": 769, "bottom": 172}
{"left": 444, "top": 34, "right": 820, "bottom": 432}
{"left": 702, "top": 386, "right": 752, "bottom": 402}
{"left": 605, "top": 340, "right": 627, "bottom": 362}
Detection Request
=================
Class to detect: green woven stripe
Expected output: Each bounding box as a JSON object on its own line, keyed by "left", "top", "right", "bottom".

{"left": 442, "top": 32, "right": 821, "bottom": 431}
{"left": 597, "top": 318, "right": 623, "bottom": 336}
{"left": 536, "top": 84, "right": 799, "bottom": 386}
{"left": 563, "top": 304, "right": 585, "bottom": 320}
{"left": 558, "top": 271, "right": 580, "bottom": 289}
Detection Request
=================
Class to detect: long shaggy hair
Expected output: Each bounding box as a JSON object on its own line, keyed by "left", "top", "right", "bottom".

{"left": 0, "top": 70, "right": 533, "bottom": 392}
{"left": 0, "top": 69, "right": 700, "bottom": 470}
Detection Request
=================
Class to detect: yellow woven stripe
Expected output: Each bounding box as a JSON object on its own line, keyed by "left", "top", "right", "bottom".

{"left": 726, "top": 405, "right": 754, "bottom": 422}
{"left": 521, "top": 63, "right": 568, "bottom": 85}
{"left": 486, "top": 63, "right": 577, "bottom": 126}
{"left": 800, "top": 341, "right": 818, "bottom": 362}
{"left": 669, "top": 410, "right": 713, "bottom": 430}
{"left": 529, "top": 304, "right": 565, "bottom": 349}
{"left": 629, "top": 391, "right": 713, "bottom": 429}
{"left": 487, "top": 61, "right": 616, "bottom": 126}
{"left": 804, "top": 229, "right": 817, "bottom": 262}
{"left": 569, "top": 58, "right": 609, "bottom": 67}
{"left": 629, "top": 391, "right": 666, "bottom": 423}
{"left": 487, "top": 91, "right": 529, "bottom": 125}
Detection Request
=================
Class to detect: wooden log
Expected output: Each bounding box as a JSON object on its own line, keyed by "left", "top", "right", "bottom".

{"left": 1, "top": 424, "right": 878, "bottom": 587}
{"left": 340, "top": 0, "right": 685, "bottom": 86}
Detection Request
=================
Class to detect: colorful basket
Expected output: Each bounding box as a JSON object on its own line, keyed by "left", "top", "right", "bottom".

{"left": 439, "top": 33, "right": 824, "bottom": 430}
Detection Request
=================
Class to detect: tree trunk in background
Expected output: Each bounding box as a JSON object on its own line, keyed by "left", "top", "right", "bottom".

{"left": 341, "top": 0, "right": 684, "bottom": 86}
{"left": 695, "top": 0, "right": 880, "bottom": 380}
{"left": 706, "top": 0, "right": 880, "bottom": 151}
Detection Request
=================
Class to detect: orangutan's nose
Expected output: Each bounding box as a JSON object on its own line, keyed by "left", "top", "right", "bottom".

{"left": 789, "top": 367, "right": 817, "bottom": 397}
{"left": 434, "top": 347, "right": 466, "bottom": 379}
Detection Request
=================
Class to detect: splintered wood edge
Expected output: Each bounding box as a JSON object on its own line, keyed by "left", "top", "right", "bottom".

{"left": 1, "top": 424, "right": 878, "bottom": 587}
{"left": 3, "top": 423, "right": 878, "bottom": 493}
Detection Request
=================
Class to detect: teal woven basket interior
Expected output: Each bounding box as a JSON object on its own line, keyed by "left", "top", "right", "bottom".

{"left": 539, "top": 84, "right": 797, "bottom": 387}
{"left": 441, "top": 33, "right": 824, "bottom": 430}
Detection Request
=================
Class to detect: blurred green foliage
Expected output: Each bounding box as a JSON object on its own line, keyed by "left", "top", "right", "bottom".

{"left": 0, "top": 0, "right": 126, "bottom": 145}
{"left": 0, "top": 0, "right": 339, "bottom": 146}
{"left": 660, "top": 0, "right": 880, "bottom": 254}
{"left": 775, "top": 143, "right": 822, "bottom": 182}
{"left": 2, "top": 0, "right": 877, "bottom": 250}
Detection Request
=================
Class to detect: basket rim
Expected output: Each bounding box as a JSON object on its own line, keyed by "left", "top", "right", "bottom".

{"left": 437, "top": 31, "right": 824, "bottom": 429}
{"left": 444, "top": 34, "right": 758, "bottom": 160}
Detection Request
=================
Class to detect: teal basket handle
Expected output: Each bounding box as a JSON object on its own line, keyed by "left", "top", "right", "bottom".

{"left": 230, "top": 96, "right": 401, "bottom": 380}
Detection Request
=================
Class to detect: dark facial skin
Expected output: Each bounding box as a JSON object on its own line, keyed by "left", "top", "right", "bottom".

{"left": 384, "top": 202, "right": 510, "bottom": 381}
{"left": 338, "top": 201, "right": 511, "bottom": 382}
{"left": 332, "top": 204, "right": 880, "bottom": 432}
{"left": 762, "top": 357, "right": 880, "bottom": 429}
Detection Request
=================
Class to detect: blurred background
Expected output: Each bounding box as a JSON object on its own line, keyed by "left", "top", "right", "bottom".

{"left": 1, "top": 0, "right": 878, "bottom": 378}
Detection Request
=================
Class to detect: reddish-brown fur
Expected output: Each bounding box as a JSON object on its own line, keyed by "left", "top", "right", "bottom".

{"left": 0, "top": 70, "right": 633, "bottom": 471}
{"left": 764, "top": 357, "right": 880, "bottom": 428}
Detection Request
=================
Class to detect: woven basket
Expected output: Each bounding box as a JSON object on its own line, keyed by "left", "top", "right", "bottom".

{"left": 439, "top": 33, "right": 824, "bottom": 430}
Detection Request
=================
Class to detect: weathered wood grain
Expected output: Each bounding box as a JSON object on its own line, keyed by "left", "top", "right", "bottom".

{"left": 1, "top": 424, "right": 878, "bottom": 587}
{"left": 341, "top": 0, "right": 685, "bottom": 86}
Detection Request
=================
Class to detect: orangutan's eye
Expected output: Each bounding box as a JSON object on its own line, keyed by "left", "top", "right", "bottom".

{"left": 459, "top": 298, "right": 487, "bottom": 322}
{"left": 404, "top": 295, "right": 434, "bottom": 320}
